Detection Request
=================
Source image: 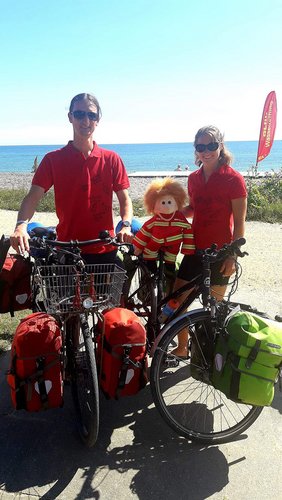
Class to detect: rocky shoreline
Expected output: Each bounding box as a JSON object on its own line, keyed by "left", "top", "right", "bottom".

{"left": 0, "top": 172, "right": 188, "bottom": 201}
{"left": 0, "top": 171, "right": 266, "bottom": 202}
{"left": 0, "top": 172, "right": 34, "bottom": 190}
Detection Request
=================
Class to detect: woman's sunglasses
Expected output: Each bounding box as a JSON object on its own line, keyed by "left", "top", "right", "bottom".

{"left": 71, "top": 110, "right": 98, "bottom": 121}
{"left": 195, "top": 142, "right": 219, "bottom": 153}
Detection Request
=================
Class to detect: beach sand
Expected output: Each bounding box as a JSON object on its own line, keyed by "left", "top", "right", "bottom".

{"left": 1, "top": 173, "right": 281, "bottom": 319}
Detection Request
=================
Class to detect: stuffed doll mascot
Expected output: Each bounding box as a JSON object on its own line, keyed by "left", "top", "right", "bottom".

{"left": 132, "top": 177, "right": 195, "bottom": 278}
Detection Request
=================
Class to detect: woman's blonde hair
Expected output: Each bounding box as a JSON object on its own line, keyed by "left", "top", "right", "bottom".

{"left": 194, "top": 125, "right": 233, "bottom": 167}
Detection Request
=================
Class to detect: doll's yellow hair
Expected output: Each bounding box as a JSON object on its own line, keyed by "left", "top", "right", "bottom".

{"left": 144, "top": 177, "right": 187, "bottom": 215}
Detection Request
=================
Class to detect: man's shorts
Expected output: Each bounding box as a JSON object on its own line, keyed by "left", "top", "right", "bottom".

{"left": 82, "top": 250, "right": 123, "bottom": 267}
{"left": 177, "top": 254, "right": 229, "bottom": 286}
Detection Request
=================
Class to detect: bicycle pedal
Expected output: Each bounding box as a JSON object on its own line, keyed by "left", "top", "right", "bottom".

{"left": 164, "top": 355, "right": 180, "bottom": 368}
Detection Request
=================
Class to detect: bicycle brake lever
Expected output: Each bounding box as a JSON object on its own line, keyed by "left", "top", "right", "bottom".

{"left": 236, "top": 250, "right": 249, "bottom": 258}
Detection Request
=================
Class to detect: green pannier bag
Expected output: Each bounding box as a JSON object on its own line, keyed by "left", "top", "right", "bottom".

{"left": 212, "top": 310, "right": 282, "bottom": 406}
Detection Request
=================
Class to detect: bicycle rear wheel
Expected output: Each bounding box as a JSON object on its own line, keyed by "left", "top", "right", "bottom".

{"left": 67, "top": 315, "right": 99, "bottom": 447}
{"left": 150, "top": 311, "right": 263, "bottom": 444}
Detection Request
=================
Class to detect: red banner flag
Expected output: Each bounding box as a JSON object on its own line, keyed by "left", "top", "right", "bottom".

{"left": 256, "top": 91, "right": 277, "bottom": 166}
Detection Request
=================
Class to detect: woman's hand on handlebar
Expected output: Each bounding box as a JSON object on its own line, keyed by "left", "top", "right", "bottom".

{"left": 10, "top": 224, "right": 30, "bottom": 255}
{"left": 219, "top": 238, "right": 247, "bottom": 277}
{"left": 220, "top": 256, "right": 237, "bottom": 277}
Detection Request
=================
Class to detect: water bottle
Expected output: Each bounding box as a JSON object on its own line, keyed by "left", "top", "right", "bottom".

{"left": 159, "top": 299, "right": 180, "bottom": 323}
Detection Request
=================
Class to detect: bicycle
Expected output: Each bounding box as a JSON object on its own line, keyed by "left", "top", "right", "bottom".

{"left": 28, "top": 228, "right": 281, "bottom": 445}
{"left": 123, "top": 238, "right": 277, "bottom": 346}
{"left": 28, "top": 226, "right": 127, "bottom": 447}
{"left": 149, "top": 238, "right": 282, "bottom": 444}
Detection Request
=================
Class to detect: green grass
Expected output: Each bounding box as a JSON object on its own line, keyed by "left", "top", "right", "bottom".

{"left": 0, "top": 187, "right": 145, "bottom": 217}
{"left": 0, "top": 310, "right": 28, "bottom": 354}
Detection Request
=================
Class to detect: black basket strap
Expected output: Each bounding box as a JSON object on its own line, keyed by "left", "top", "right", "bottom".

{"left": 103, "top": 336, "right": 145, "bottom": 356}
{"left": 245, "top": 339, "right": 261, "bottom": 369}
{"left": 16, "top": 352, "right": 59, "bottom": 361}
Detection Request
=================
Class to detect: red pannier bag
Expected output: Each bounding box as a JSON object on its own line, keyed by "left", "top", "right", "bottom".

{"left": 97, "top": 308, "right": 148, "bottom": 399}
{"left": 7, "top": 312, "right": 63, "bottom": 411}
{"left": 0, "top": 253, "right": 32, "bottom": 315}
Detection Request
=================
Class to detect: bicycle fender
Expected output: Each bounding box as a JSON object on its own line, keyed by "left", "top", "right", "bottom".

{"left": 150, "top": 308, "right": 206, "bottom": 357}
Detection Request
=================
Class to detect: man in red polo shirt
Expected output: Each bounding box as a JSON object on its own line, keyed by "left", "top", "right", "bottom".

{"left": 11, "top": 93, "right": 133, "bottom": 262}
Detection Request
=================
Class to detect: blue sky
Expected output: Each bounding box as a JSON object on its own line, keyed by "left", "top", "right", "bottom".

{"left": 0, "top": 0, "right": 281, "bottom": 145}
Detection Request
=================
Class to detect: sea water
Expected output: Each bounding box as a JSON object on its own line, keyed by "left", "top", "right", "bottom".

{"left": 0, "top": 141, "right": 281, "bottom": 174}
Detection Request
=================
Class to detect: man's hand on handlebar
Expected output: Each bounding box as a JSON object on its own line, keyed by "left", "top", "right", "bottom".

{"left": 116, "top": 226, "right": 134, "bottom": 244}
{"left": 10, "top": 224, "right": 30, "bottom": 255}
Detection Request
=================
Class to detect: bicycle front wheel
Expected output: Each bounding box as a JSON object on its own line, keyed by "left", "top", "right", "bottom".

{"left": 68, "top": 315, "right": 99, "bottom": 447}
{"left": 150, "top": 311, "right": 263, "bottom": 444}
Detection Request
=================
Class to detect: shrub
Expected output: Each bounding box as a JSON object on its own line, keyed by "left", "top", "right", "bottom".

{"left": 113, "top": 198, "right": 147, "bottom": 217}
{"left": 132, "top": 198, "right": 147, "bottom": 217}
{"left": 246, "top": 169, "right": 282, "bottom": 223}
{"left": 0, "top": 188, "right": 56, "bottom": 212}
{"left": 0, "top": 188, "right": 28, "bottom": 210}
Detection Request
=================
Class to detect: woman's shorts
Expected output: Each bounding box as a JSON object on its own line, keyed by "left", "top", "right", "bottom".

{"left": 177, "top": 254, "right": 229, "bottom": 286}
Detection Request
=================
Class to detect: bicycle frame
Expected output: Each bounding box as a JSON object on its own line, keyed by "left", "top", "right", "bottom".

{"left": 126, "top": 239, "right": 248, "bottom": 351}
{"left": 130, "top": 251, "right": 213, "bottom": 338}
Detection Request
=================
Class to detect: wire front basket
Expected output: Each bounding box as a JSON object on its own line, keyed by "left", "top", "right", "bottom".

{"left": 35, "top": 263, "right": 127, "bottom": 315}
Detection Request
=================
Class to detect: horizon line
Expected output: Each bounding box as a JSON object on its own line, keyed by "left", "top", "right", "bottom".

{"left": 1, "top": 139, "right": 282, "bottom": 147}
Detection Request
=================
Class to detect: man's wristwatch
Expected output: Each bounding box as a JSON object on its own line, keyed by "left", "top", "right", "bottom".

{"left": 121, "top": 220, "right": 131, "bottom": 228}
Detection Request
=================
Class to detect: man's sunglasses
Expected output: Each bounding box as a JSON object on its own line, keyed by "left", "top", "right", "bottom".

{"left": 71, "top": 110, "right": 99, "bottom": 121}
{"left": 195, "top": 142, "right": 219, "bottom": 153}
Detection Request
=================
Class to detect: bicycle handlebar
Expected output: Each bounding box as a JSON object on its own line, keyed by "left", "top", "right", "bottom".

{"left": 42, "top": 236, "right": 114, "bottom": 248}
{"left": 28, "top": 225, "right": 247, "bottom": 265}
{"left": 201, "top": 238, "right": 248, "bottom": 264}
{"left": 29, "top": 229, "right": 133, "bottom": 256}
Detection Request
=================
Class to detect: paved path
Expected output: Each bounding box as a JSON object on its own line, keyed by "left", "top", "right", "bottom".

{"left": 0, "top": 349, "right": 281, "bottom": 500}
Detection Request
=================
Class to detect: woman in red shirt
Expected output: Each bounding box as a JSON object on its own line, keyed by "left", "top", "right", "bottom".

{"left": 172, "top": 125, "right": 247, "bottom": 357}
